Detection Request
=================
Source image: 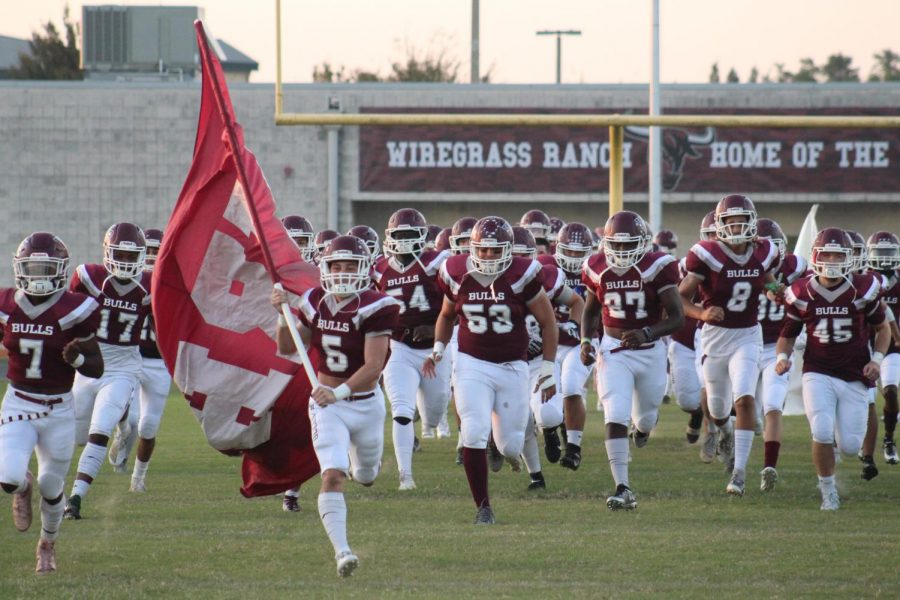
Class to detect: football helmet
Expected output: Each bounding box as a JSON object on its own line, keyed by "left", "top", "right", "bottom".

{"left": 314, "top": 229, "right": 340, "bottom": 260}
{"left": 383, "top": 208, "right": 427, "bottom": 256}
{"left": 13, "top": 232, "right": 70, "bottom": 296}
{"left": 320, "top": 235, "right": 371, "bottom": 295}
{"left": 470, "top": 217, "right": 514, "bottom": 275}
{"left": 434, "top": 227, "right": 452, "bottom": 253}
{"left": 602, "top": 211, "right": 650, "bottom": 269}
{"left": 450, "top": 217, "right": 477, "bottom": 255}
{"left": 654, "top": 229, "right": 678, "bottom": 256}
{"left": 867, "top": 230, "right": 900, "bottom": 271}
{"left": 756, "top": 218, "right": 787, "bottom": 260}
{"left": 714, "top": 194, "right": 757, "bottom": 244}
{"left": 844, "top": 230, "right": 867, "bottom": 272}
{"left": 511, "top": 226, "right": 537, "bottom": 258}
{"left": 549, "top": 217, "right": 565, "bottom": 243}
{"left": 700, "top": 210, "right": 717, "bottom": 240}
{"left": 555, "top": 222, "right": 593, "bottom": 272}
{"left": 425, "top": 224, "right": 443, "bottom": 250}
{"left": 282, "top": 215, "right": 315, "bottom": 262}
{"left": 143, "top": 228, "right": 164, "bottom": 272}
{"left": 519, "top": 209, "right": 552, "bottom": 243}
{"left": 811, "top": 228, "right": 853, "bottom": 279}
{"left": 347, "top": 225, "right": 380, "bottom": 259}
{"left": 104, "top": 222, "right": 146, "bottom": 279}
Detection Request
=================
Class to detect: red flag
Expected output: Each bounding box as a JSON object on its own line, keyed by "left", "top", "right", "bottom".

{"left": 151, "top": 21, "right": 321, "bottom": 497}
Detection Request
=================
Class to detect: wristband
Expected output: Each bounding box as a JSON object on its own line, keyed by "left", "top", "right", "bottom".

{"left": 540, "top": 360, "right": 555, "bottom": 379}
{"left": 433, "top": 341, "right": 446, "bottom": 355}
{"left": 580, "top": 337, "right": 593, "bottom": 346}
{"left": 70, "top": 353, "right": 85, "bottom": 368}
{"left": 641, "top": 326, "right": 655, "bottom": 342}
{"left": 333, "top": 383, "right": 352, "bottom": 400}
{"left": 277, "top": 314, "right": 287, "bottom": 327}
{"left": 872, "top": 352, "right": 885, "bottom": 366}
{"left": 776, "top": 352, "right": 789, "bottom": 363}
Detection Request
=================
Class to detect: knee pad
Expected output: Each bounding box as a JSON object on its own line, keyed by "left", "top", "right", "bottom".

{"left": 810, "top": 416, "right": 835, "bottom": 446}
{"left": 393, "top": 416, "right": 412, "bottom": 426}
{"left": 37, "top": 472, "right": 64, "bottom": 500}
{"left": 138, "top": 415, "right": 161, "bottom": 440}
{"left": 676, "top": 394, "right": 700, "bottom": 412}
{"left": 352, "top": 465, "right": 379, "bottom": 486}
{"left": 538, "top": 403, "right": 564, "bottom": 430}
{"left": 838, "top": 438, "right": 861, "bottom": 457}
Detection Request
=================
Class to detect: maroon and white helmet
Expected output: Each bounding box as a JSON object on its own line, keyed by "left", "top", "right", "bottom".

{"left": 654, "top": 229, "right": 678, "bottom": 256}
{"left": 519, "top": 209, "right": 552, "bottom": 243}
{"left": 756, "top": 218, "right": 787, "bottom": 260}
{"left": 425, "top": 224, "right": 443, "bottom": 250}
{"left": 384, "top": 208, "right": 427, "bottom": 256}
{"left": 319, "top": 235, "right": 371, "bottom": 295}
{"left": 435, "top": 227, "right": 452, "bottom": 253}
{"left": 867, "top": 230, "right": 900, "bottom": 271}
{"left": 811, "top": 227, "right": 853, "bottom": 279}
{"left": 104, "top": 222, "right": 146, "bottom": 279}
{"left": 555, "top": 222, "right": 593, "bottom": 272}
{"left": 313, "top": 229, "right": 340, "bottom": 260}
{"left": 143, "top": 228, "right": 164, "bottom": 272}
{"left": 843, "top": 230, "right": 867, "bottom": 272}
{"left": 700, "top": 210, "right": 717, "bottom": 240}
{"left": 450, "top": 217, "right": 478, "bottom": 255}
{"left": 511, "top": 226, "right": 537, "bottom": 258}
{"left": 347, "top": 225, "right": 380, "bottom": 259}
{"left": 470, "top": 216, "right": 514, "bottom": 275}
{"left": 549, "top": 217, "right": 565, "bottom": 243}
{"left": 603, "top": 211, "right": 650, "bottom": 269}
{"left": 714, "top": 194, "right": 758, "bottom": 244}
{"left": 14, "top": 232, "right": 70, "bottom": 296}
{"left": 282, "top": 215, "right": 315, "bottom": 262}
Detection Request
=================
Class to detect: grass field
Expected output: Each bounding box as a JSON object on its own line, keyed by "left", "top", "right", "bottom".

{"left": 2, "top": 389, "right": 899, "bottom": 598}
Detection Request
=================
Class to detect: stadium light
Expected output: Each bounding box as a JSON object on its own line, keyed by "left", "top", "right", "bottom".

{"left": 535, "top": 29, "right": 582, "bottom": 84}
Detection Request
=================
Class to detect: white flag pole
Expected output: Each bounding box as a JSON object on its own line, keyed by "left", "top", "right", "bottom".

{"left": 274, "top": 282, "right": 320, "bottom": 389}
{"left": 793, "top": 204, "right": 820, "bottom": 262}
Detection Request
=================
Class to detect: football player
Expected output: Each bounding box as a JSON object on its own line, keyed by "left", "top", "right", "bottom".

{"left": 313, "top": 229, "right": 340, "bottom": 264}
{"left": 272, "top": 235, "right": 400, "bottom": 576}
{"left": 425, "top": 224, "right": 443, "bottom": 250}
{"left": 755, "top": 219, "right": 807, "bottom": 492}
{"left": 65, "top": 223, "right": 152, "bottom": 519}
{"left": 425, "top": 217, "right": 558, "bottom": 524}
{"left": 655, "top": 229, "right": 679, "bottom": 257}
{"left": 581, "top": 211, "right": 684, "bottom": 510}
{"left": 680, "top": 195, "right": 783, "bottom": 496}
{"left": 372, "top": 209, "right": 450, "bottom": 490}
{"left": 519, "top": 209, "right": 553, "bottom": 256}
{"left": 347, "top": 225, "right": 381, "bottom": 261}
{"left": 776, "top": 228, "right": 889, "bottom": 510}
{"left": 282, "top": 215, "right": 316, "bottom": 262}
{"left": 0, "top": 233, "right": 103, "bottom": 573}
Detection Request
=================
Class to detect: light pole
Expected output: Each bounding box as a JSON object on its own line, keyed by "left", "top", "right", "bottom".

{"left": 471, "top": 0, "right": 480, "bottom": 83}
{"left": 536, "top": 29, "right": 581, "bottom": 84}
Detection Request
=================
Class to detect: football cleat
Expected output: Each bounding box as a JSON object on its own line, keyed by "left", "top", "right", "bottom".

{"left": 130, "top": 478, "right": 146, "bottom": 493}
{"left": 820, "top": 489, "right": 840, "bottom": 511}
{"left": 488, "top": 438, "right": 504, "bottom": 473}
{"left": 398, "top": 472, "right": 417, "bottom": 491}
{"left": 606, "top": 484, "right": 637, "bottom": 511}
{"left": 883, "top": 438, "right": 899, "bottom": 465}
{"left": 422, "top": 427, "right": 435, "bottom": 440}
{"left": 527, "top": 475, "right": 546, "bottom": 491}
{"left": 717, "top": 424, "right": 734, "bottom": 464}
{"left": 63, "top": 495, "right": 82, "bottom": 520}
{"left": 726, "top": 473, "right": 745, "bottom": 497}
{"left": 108, "top": 420, "right": 132, "bottom": 468}
{"left": 860, "top": 456, "right": 879, "bottom": 481}
{"left": 632, "top": 426, "right": 650, "bottom": 449}
{"left": 35, "top": 539, "right": 57, "bottom": 574}
{"left": 336, "top": 551, "right": 360, "bottom": 577}
{"left": 436, "top": 414, "right": 451, "bottom": 439}
{"left": 282, "top": 495, "right": 301, "bottom": 512}
{"left": 542, "top": 427, "right": 562, "bottom": 463}
{"left": 13, "top": 471, "right": 33, "bottom": 532}
{"left": 474, "top": 504, "right": 496, "bottom": 525}
{"left": 505, "top": 456, "right": 522, "bottom": 473}
{"left": 560, "top": 443, "right": 582, "bottom": 471}
{"left": 455, "top": 447, "right": 464, "bottom": 466}
{"left": 759, "top": 466, "right": 778, "bottom": 492}
{"left": 413, "top": 436, "right": 421, "bottom": 453}
{"left": 699, "top": 431, "right": 717, "bottom": 463}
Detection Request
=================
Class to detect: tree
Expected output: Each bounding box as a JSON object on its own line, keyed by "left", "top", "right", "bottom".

{"left": 774, "top": 63, "right": 794, "bottom": 83}
{"left": 388, "top": 48, "right": 459, "bottom": 82}
{"left": 747, "top": 67, "right": 759, "bottom": 83}
{"left": 870, "top": 48, "right": 900, "bottom": 81}
{"left": 312, "top": 62, "right": 346, "bottom": 83}
{"left": 793, "top": 58, "right": 819, "bottom": 82}
{"left": 821, "top": 53, "right": 859, "bottom": 82}
{"left": 8, "top": 6, "right": 81, "bottom": 80}
{"left": 708, "top": 62, "right": 720, "bottom": 83}
{"left": 726, "top": 68, "right": 739, "bottom": 83}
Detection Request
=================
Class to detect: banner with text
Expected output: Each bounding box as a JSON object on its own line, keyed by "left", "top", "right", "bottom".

{"left": 358, "top": 107, "right": 900, "bottom": 193}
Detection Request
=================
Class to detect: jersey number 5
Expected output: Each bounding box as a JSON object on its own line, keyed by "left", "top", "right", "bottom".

{"left": 462, "top": 304, "right": 514, "bottom": 334}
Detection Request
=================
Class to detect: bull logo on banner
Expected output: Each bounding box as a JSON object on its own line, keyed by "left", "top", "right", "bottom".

{"left": 624, "top": 126, "right": 716, "bottom": 191}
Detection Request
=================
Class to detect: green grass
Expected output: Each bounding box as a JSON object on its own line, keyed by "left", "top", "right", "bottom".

{"left": 2, "top": 390, "right": 899, "bottom": 598}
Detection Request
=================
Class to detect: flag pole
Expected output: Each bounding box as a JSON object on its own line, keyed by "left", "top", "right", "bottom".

{"left": 274, "top": 283, "right": 320, "bottom": 389}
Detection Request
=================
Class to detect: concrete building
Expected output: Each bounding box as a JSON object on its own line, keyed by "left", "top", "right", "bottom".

{"left": 0, "top": 35, "right": 31, "bottom": 78}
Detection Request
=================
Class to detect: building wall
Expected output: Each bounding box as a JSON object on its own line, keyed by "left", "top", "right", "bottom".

{"left": 1, "top": 81, "right": 898, "bottom": 286}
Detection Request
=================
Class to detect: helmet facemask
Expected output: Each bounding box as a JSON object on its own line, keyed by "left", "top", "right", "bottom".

{"left": 104, "top": 243, "right": 146, "bottom": 279}
{"left": 716, "top": 211, "right": 757, "bottom": 245}
{"left": 470, "top": 239, "right": 512, "bottom": 276}
{"left": 555, "top": 242, "right": 591, "bottom": 272}
{"left": 384, "top": 226, "right": 426, "bottom": 256}
{"left": 320, "top": 254, "right": 370, "bottom": 295}
{"left": 603, "top": 234, "right": 647, "bottom": 269}
{"left": 812, "top": 245, "right": 853, "bottom": 279}
{"left": 14, "top": 254, "right": 69, "bottom": 296}
{"left": 868, "top": 243, "right": 900, "bottom": 271}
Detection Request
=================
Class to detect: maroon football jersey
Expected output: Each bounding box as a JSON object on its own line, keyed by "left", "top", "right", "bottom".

{"left": 296, "top": 288, "right": 400, "bottom": 378}
{"left": 671, "top": 258, "right": 700, "bottom": 350}
{"left": 438, "top": 255, "right": 544, "bottom": 363}
{"left": 137, "top": 311, "right": 162, "bottom": 359}
{"left": 870, "top": 268, "right": 899, "bottom": 355}
{"left": 685, "top": 238, "right": 779, "bottom": 329}
{"left": 0, "top": 289, "right": 100, "bottom": 392}
{"left": 372, "top": 249, "right": 448, "bottom": 349}
{"left": 582, "top": 251, "right": 680, "bottom": 331}
{"left": 525, "top": 261, "right": 572, "bottom": 360}
{"left": 782, "top": 273, "right": 885, "bottom": 386}
{"left": 70, "top": 264, "right": 151, "bottom": 347}
{"left": 758, "top": 253, "right": 808, "bottom": 344}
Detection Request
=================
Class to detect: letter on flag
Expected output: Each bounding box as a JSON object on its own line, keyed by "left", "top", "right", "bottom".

{"left": 151, "top": 21, "right": 321, "bottom": 496}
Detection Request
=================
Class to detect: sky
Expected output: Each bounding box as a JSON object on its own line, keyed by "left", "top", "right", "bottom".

{"left": 5, "top": 1, "right": 900, "bottom": 84}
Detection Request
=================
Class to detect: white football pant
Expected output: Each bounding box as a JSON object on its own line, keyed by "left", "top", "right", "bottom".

{"left": 529, "top": 356, "right": 563, "bottom": 429}
{"left": 668, "top": 340, "right": 701, "bottom": 412}
{"left": 383, "top": 341, "right": 451, "bottom": 426}
{"left": 595, "top": 336, "right": 668, "bottom": 433}
{"left": 560, "top": 343, "right": 593, "bottom": 400}
{"left": 136, "top": 357, "right": 172, "bottom": 439}
{"left": 73, "top": 372, "right": 137, "bottom": 443}
{"left": 802, "top": 372, "right": 868, "bottom": 455}
{"left": 700, "top": 324, "right": 762, "bottom": 420}
{"left": 758, "top": 343, "right": 791, "bottom": 415}
{"left": 881, "top": 353, "right": 900, "bottom": 388}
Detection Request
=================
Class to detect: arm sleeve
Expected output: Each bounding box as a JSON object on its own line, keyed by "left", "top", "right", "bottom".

{"left": 71, "top": 303, "right": 101, "bottom": 341}
{"left": 684, "top": 247, "right": 710, "bottom": 280}
{"left": 656, "top": 260, "right": 681, "bottom": 292}
{"left": 361, "top": 304, "right": 400, "bottom": 336}
{"left": 780, "top": 303, "right": 804, "bottom": 338}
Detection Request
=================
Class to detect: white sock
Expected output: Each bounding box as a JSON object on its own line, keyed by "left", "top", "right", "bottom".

{"left": 132, "top": 459, "right": 149, "bottom": 481}
{"left": 318, "top": 492, "right": 350, "bottom": 556}
{"left": 818, "top": 474, "right": 836, "bottom": 494}
{"left": 71, "top": 442, "right": 107, "bottom": 498}
{"left": 605, "top": 437, "right": 630, "bottom": 487}
{"left": 285, "top": 487, "right": 299, "bottom": 499}
{"left": 520, "top": 427, "right": 542, "bottom": 474}
{"left": 71, "top": 479, "right": 90, "bottom": 498}
{"left": 733, "top": 428, "right": 754, "bottom": 474}
{"left": 568, "top": 430, "right": 583, "bottom": 447}
{"left": 393, "top": 421, "right": 414, "bottom": 477}
{"left": 40, "top": 496, "right": 65, "bottom": 541}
